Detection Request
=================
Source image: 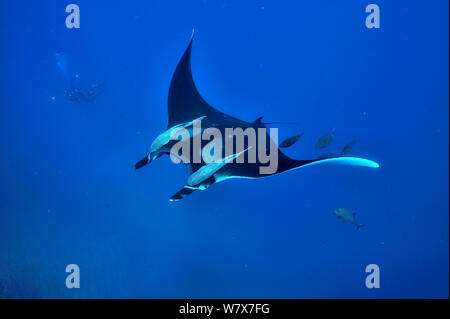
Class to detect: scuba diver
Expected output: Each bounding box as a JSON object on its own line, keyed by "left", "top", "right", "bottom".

{"left": 64, "top": 81, "right": 104, "bottom": 102}
{"left": 55, "top": 52, "right": 104, "bottom": 102}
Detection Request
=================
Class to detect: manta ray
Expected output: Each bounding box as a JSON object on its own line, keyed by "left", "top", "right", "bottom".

{"left": 135, "top": 32, "right": 379, "bottom": 201}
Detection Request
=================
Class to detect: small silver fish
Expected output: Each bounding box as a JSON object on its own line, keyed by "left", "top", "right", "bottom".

{"left": 341, "top": 141, "right": 357, "bottom": 155}
{"left": 316, "top": 133, "right": 333, "bottom": 149}
{"left": 334, "top": 208, "right": 364, "bottom": 231}
{"left": 280, "top": 133, "right": 304, "bottom": 148}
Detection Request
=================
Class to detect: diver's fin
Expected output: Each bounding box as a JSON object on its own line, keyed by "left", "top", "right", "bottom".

{"left": 169, "top": 186, "right": 197, "bottom": 202}
{"left": 135, "top": 155, "right": 149, "bottom": 170}
{"left": 356, "top": 224, "right": 364, "bottom": 231}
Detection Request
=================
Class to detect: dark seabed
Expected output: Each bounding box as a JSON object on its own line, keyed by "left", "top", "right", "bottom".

{"left": 0, "top": 0, "right": 448, "bottom": 298}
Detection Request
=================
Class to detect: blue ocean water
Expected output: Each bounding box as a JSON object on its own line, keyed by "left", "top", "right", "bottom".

{"left": 0, "top": 0, "right": 448, "bottom": 298}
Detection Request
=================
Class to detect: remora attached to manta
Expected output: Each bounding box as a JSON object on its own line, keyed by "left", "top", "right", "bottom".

{"left": 135, "top": 31, "right": 379, "bottom": 201}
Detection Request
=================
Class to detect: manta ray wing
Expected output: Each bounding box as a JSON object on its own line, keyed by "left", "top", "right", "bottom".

{"left": 163, "top": 33, "right": 379, "bottom": 200}
{"left": 167, "top": 35, "right": 366, "bottom": 177}
{"left": 167, "top": 32, "right": 245, "bottom": 128}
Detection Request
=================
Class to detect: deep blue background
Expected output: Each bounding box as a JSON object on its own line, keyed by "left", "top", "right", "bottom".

{"left": 0, "top": 0, "right": 448, "bottom": 298}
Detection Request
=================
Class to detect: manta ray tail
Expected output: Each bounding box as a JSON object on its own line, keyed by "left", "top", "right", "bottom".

{"left": 135, "top": 156, "right": 149, "bottom": 170}
{"left": 169, "top": 186, "right": 197, "bottom": 201}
